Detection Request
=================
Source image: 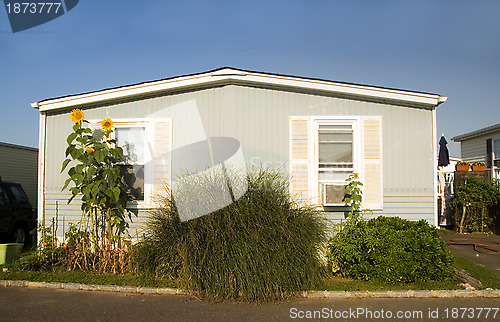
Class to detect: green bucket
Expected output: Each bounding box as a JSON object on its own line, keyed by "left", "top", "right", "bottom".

{"left": 0, "top": 243, "right": 24, "bottom": 265}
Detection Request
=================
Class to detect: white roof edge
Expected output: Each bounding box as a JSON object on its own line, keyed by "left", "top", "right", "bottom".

{"left": 33, "top": 68, "right": 446, "bottom": 112}
{"left": 451, "top": 123, "right": 500, "bottom": 142}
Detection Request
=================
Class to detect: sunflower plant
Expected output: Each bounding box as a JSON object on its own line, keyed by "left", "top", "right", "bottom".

{"left": 343, "top": 172, "right": 364, "bottom": 221}
{"left": 61, "top": 109, "right": 129, "bottom": 266}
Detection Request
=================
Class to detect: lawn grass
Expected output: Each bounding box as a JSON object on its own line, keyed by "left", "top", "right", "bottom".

{"left": 438, "top": 228, "right": 458, "bottom": 235}
{"left": 0, "top": 268, "right": 177, "bottom": 288}
{"left": 2, "top": 251, "right": 500, "bottom": 292}
{"left": 453, "top": 255, "right": 500, "bottom": 289}
{"left": 317, "top": 275, "right": 461, "bottom": 292}
{"left": 0, "top": 267, "right": 463, "bottom": 292}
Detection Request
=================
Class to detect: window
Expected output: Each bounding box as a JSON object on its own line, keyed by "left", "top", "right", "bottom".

{"left": 116, "top": 126, "right": 146, "bottom": 201}
{"left": 317, "top": 121, "right": 356, "bottom": 206}
{"left": 0, "top": 186, "right": 8, "bottom": 206}
{"left": 318, "top": 124, "right": 354, "bottom": 181}
{"left": 494, "top": 139, "right": 500, "bottom": 166}
{"left": 290, "top": 116, "right": 382, "bottom": 209}
{"left": 88, "top": 118, "right": 172, "bottom": 208}
{"left": 494, "top": 139, "right": 500, "bottom": 179}
{"left": 9, "top": 185, "right": 29, "bottom": 204}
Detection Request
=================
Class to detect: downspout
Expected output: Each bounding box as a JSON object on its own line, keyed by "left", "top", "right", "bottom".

{"left": 433, "top": 96, "right": 448, "bottom": 227}
{"left": 432, "top": 107, "right": 438, "bottom": 227}
{"left": 32, "top": 102, "right": 46, "bottom": 243}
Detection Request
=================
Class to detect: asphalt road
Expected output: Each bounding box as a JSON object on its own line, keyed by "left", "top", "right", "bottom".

{"left": 2, "top": 286, "right": 500, "bottom": 321}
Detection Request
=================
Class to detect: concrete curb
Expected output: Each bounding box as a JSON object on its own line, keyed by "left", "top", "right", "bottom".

{"left": 0, "top": 280, "right": 188, "bottom": 296}
{"left": 303, "top": 289, "right": 500, "bottom": 299}
{"left": 2, "top": 280, "right": 500, "bottom": 299}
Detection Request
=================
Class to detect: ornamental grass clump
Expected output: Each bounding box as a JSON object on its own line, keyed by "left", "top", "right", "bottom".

{"left": 327, "top": 216, "right": 454, "bottom": 283}
{"left": 134, "top": 167, "right": 328, "bottom": 302}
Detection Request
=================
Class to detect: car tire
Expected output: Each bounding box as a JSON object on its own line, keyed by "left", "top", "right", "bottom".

{"left": 12, "top": 226, "right": 28, "bottom": 245}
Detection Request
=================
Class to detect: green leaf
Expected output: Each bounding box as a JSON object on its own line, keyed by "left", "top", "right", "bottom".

{"left": 61, "top": 159, "right": 71, "bottom": 173}
{"left": 105, "top": 187, "right": 114, "bottom": 198}
{"left": 75, "top": 164, "right": 84, "bottom": 174}
{"left": 91, "top": 183, "right": 102, "bottom": 199}
{"left": 76, "top": 135, "right": 88, "bottom": 144}
{"left": 82, "top": 185, "right": 91, "bottom": 198}
{"left": 65, "top": 144, "right": 75, "bottom": 157}
{"left": 72, "top": 123, "right": 80, "bottom": 132}
{"left": 112, "top": 186, "right": 121, "bottom": 201}
{"left": 95, "top": 149, "right": 105, "bottom": 163}
{"left": 73, "top": 173, "right": 84, "bottom": 184}
{"left": 74, "top": 149, "right": 84, "bottom": 161}
{"left": 70, "top": 147, "right": 80, "bottom": 159}
{"left": 87, "top": 166, "right": 96, "bottom": 178}
{"left": 66, "top": 132, "right": 77, "bottom": 145}
{"left": 115, "top": 147, "right": 124, "bottom": 159}
{"left": 61, "top": 178, "right": 73, "bottom": 191}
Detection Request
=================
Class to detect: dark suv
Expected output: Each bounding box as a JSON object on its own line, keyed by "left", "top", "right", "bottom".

{"left": 0, "top": 179, "right": 37, "bottom": 245}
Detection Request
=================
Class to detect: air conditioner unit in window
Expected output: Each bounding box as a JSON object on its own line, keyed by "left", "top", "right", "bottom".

{"left": 322, "top": 184, "right": 347, "bottom": 206}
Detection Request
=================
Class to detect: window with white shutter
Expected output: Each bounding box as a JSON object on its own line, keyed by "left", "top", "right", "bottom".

{"left": 316, "top": 121, "right": 357, "bottom": 206}
{"left": 89, "top": 118, "right": 172, "bottom": 207}
{"left": 493, "top": 138, "right": 500, "bottom": 179}
{"left": 289, "top": 116, "right": 383, "bottom": 210}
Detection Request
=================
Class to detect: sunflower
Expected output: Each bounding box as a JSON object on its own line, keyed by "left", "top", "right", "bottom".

{"left": 353, "top": 173, "right": 359, "bottom": 180}
{"left": 101, "top": 118, "right": 113, "bottom": 130}
{"left": 70, "top": 109, "right": 84, "bottom": 123}
{"left": 86, "top": 146, "right": 94, "bottom": 154}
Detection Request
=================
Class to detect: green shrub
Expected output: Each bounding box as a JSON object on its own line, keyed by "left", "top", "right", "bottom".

{"left": 134, "top": 167, "right": 328, "bottom": 302}
{"left": 452, "top": 177, "right": 500, "bottom": 233}
{"left": 327, "top": 216, "right": 453, "bottom": 283}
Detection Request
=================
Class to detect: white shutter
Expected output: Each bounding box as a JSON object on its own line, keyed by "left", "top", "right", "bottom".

{"left": 289, "top": 117, "right": 310, "bottom": 203}
{"left": 361, "top": 116, "right": 383, "bottom": 209}
{"left": 152, "top": 120, "right": 172, "bottom": 198}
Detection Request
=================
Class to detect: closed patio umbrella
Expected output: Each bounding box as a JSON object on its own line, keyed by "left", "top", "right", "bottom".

{"left": 438, "top": 135, "right": 450, "bottom": 167}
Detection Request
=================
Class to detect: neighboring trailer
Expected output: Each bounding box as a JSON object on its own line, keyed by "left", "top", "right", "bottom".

{"left": 0, "top": 142, "right": 38, "bottom": 206}
{"left": 452, "top": 123, "right": 500, "bottom": 180}
{"left": 32, "top": 68, "right": 447, "bottom": 238}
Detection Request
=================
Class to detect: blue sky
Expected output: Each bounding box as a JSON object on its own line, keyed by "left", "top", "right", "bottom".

{"left": 1, "top": 1, "right": 499, "bottom": 157}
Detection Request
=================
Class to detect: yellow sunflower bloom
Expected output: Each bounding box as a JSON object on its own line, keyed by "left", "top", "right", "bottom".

{"left": 353, "top": 173, "right": 359, "bottom": 180}
{"left": 86, "top": 146, "right": 94, "bottom": 154}
{"left": 70, "top": 109, "right": 84, "bottom": 123}
{"left": 101, "top": 118, "right": 113, "bottom": 130}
